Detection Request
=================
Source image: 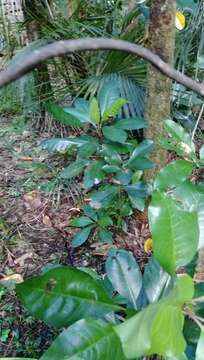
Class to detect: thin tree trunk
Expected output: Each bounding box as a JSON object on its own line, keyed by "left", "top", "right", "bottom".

{"left": 145, "top": 0, "right": 176, "bottom": 179}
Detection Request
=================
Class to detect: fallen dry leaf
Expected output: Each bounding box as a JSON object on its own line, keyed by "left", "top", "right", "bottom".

{"left": 18, "top": 156, "right": 33, "bottom": 161}
{"left": 23, "top": 191, "right": 42, "bottom": 209}
{"left": 0, "top": 273, "right": 24, "bottom": 288}
{"left": 90, "top": 243, "right": 116, "bottom": 256}
{"left": 42, "top": 215, "right": 52, "bottom": 227}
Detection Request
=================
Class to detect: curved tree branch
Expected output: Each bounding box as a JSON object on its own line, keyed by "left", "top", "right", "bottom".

{"left": 0, "top": 38, "right": 204, "bottom": 96}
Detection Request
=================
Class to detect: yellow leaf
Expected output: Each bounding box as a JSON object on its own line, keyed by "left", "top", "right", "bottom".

{"left": 144, "top": 238, "right": 153, "bottom": 253}
{"left": 176, "top": 12, "right": 186, "bottom": 30}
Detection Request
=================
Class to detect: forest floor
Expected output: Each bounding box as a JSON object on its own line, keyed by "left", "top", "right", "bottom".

{"left": 0, "top": 115, "right": 150, "bottom": 358}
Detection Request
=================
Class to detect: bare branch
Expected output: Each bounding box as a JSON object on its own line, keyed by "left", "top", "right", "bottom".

{"left": 0, "top": 38, "right": 204, "bottom": 96}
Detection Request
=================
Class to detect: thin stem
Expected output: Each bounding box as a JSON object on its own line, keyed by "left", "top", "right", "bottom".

{"left": 192, "top": 103, "right": 204, "bottom": 141}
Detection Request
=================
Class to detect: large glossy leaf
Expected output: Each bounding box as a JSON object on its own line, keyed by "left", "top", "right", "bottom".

{"left": 143, "top": 257, "right": 170, "bottom": 303}
{"left": 173, "top": 181, "right": 204, "bottom": 249}
{"left": 102, "top": 98, "right": 127, "bottom": 121}
{"left": 16, "top": 267, "right": 121, "bottom": 328}
{"left": 70, "top": 216, "right": 94, "bottom": 227}
{"left": 64, "top": 98, "right": 90, "bottom": 124}
{"left": 98, "top": 81, "right": 120, "bottom": 116}
{"left": 195, "top": 328, "right": 204, "bottom": 360}
{"left": 100, "top": 144, "right": 122, "bottom": 165}
{"left": 115, "top": 169, "right": 132, "bottom": 185}
{"left": 47, "top": 102, "right": 84, "bottom": 128}
{"left": 102, "top": 126, "right": 127, "bottom": 144}
{"left": 90, "top": 97, "right": 100, "bottom": 125}
{"left": 125, "top": 182, "right": 151, "bottom": 199}
{"left": 127, "top": 157, "right": 155, "bottom": 170}
{"left": 78, "top": 141, "right": 98, "bottom": 158}
{"left": 115, "top": 275, "right": 194, "bottom": 358}
{"left": 164, "top": 120, "right": 196, "bottom": 156}
{"left": 40, "top": 319, "right": 126, "bottom": 360}
{"left": 84, "top": 160, "right": 105, "bottom": 189}
{"left": 83, "top": 205, "right": 98, "bottom": 221}
{"left": 60, "top": 159, "right": 88, "bottom": 179}
{"left": 71, "top": 225, "right": 94, "bottom": 248}
{"left": 115, "top": 118, "right": 148, "bottom": 130}
{"left": 148, "top": 191, "right": 199, "bottom": 275}
{"left": 154, "top": 160, "right": 193, "bottom": 190}
{"left": 106, "top": 249, "right": 142, "bottom": 309}
{"left": 99, "top": 229, "right": 113, "bottom": 244}
{"left": 41, "top": 137, "right": 87, "bottom": 152}
{"left": 128, "top": 140, "right": 154, "bottom": 164}
{"left": 90, "top": 186, "right": 120, "bottom": 209}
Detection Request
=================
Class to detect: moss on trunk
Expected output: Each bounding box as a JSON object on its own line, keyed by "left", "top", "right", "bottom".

{"left": 145, "top": 0, "right": 176, "bottom": 180}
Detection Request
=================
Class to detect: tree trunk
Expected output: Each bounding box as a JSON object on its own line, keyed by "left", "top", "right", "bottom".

{"left": 145, "top": 0, "right": 176, "bottom": 180}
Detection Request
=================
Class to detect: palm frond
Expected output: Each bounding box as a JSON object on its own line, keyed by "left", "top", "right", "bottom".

{"left": 80, "top": 73, "right": 145, "bottom": 118}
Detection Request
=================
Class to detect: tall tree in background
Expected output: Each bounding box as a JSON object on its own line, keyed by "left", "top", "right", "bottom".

{"left": 145, "top": 0, "right": 176, "bottom": 178}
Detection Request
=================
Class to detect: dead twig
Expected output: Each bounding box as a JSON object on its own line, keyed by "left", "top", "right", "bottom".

{"left": 0, "top": 38, "right": 204, "bottom": 96}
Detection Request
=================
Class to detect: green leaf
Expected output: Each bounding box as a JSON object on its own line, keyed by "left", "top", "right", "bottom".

{"left": 102, "top": 98, "right": 127, "bottom": 121}
{"left": 128, "top": 195, "right": 145, "bottom": 211}
{"left": 154, "top": 160, "right": 193, "bottom": 190}
{"left": 98, "top": 82, "right": 120, "bottom": 116}
{"left": 177, "top": 0, "right": 198, "bottom": 11}
{"left": 128, "top": 140, "right": 154, "bottom": 164}
{"left": 72, "top": 225, "right": 94, "bottom": 248}
{"left": 78, "top": 142, "right": 98, "bottom": 158}
{"left": 84, "top": 160, "right": 105, "bottom": 189}
{"left": 0, "top": 359, "right": 37, "bottom": 360}
{"left": 173, "top": 181, "right": 204, "bottom": 249}
{"left": 41, "top": 137, "right": 87, "bottom": 153}
{"left": 184, "top": 318, "right": 200, "bottom": 345}
{"left": 125, "top": 182, "right": 151, "bottom": 199}
{"left": 98, "top": 214, "right": 113, "bottom": 228}
{"left": 47, "top": 102, "right": 84, "bottom": 128}
{"left": 106, "top": 249, "right": 142, "bottom": 309}
{"left": 83, "top": 205, "right": 98, "bottom": 221}
{"left": 64, "top": 98, "right": 90, "bottom": 124}
{"left": 90, "top": 97, "right": 100, "bottom": 125}
{"left": 60, "top": 159, "right": 87, "bottom": 179}
{"left": 16, "top": 267, "right": 121, "bottom": 328}
{"left": 102, "top": 165, "right": 120, "bottom": 173}
{"left": 148, "top": 191, "right": 199, "bottom": 275}
{"left": 99, "top": 229, "right": 113, "bottom": 244}
{"left": 100, "top": 144, "right": 122, "bottom": 165}
{"left": 102, "top": 126, "right": 127, "bottom": 144}
{"left": 200, "top": 145, "right": 204, "bottom": 160}
{"left": 114, "top": 117, "right": 148, "bottom": 130}
{"left": 165, "top": 353, "right": 188, "bottom": 360}
{"left": 196, "top": 329, "right": 204, "bottom": 360}
{"left": 164, "top": 119, "right": 196, "bottom": 156}
{"left": 143, "top": 257, "right": 170, "bottom": 303}
{"left": 127, "top": 157, "right": 155, "bottom": 170}
{"left": 70, "top": 216, "right": 94, "bottom": 227}
{"left": 40, "top": 318, "right": 126, "bottom": 360}
{"left": 115, "top": 275, "right": 194, "bottom": 358}
{"left": 90, "top": 186, "right": 119, "bottom": 209}
{"left": 115, "top": 169, "right": 132, "bottom": 185}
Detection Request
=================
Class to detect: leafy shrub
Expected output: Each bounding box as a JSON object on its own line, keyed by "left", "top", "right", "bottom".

{"left": 7, "top": 244, "right": 203, "bottom": 359}
{"left": 2, "top": 118, "right": 204, "bottom": 359}
{"left": 41, "top": 89, "right": 153, "bottom": 247}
